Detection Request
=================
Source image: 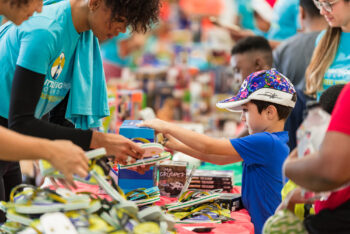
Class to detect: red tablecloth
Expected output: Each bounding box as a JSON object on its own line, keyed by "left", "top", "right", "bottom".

{"left": 155, "top": 188, "right": 254, "bottom": 234}
{"left": 49, "top": 182, "right": 254, "bottom": 233}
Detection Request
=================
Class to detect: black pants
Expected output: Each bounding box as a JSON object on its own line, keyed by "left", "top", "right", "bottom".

{"left": 304, "top": 199, "right": 350, "bottom": 234}
{"left": 0, "top": 116, "right": 22, "bottom": 223}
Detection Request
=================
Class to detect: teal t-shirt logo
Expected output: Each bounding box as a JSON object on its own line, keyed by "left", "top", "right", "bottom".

{"left": 51, "top": 52, "right": 65, "bottom": 80}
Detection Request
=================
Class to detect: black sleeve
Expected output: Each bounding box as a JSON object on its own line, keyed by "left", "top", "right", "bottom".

{"left": 48, "top": 91, "right": 75, "bottom": 128}
{"left": 8, "top": 65, "right": 93, "bottom": 150}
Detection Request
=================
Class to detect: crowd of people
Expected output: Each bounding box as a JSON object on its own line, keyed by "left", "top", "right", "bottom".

{"left": 0, "top": 0, "right": 350, "bottom": 233}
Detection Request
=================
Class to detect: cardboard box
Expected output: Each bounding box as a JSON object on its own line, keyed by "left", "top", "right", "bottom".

{"left": 118, "top": 169, "right": 155, "bottom": 193}
{"left": 119, "top": 120, "right": 155, "bottom": 142}
{"left": 118, "top": 120, "right": 156, "bottom": 192}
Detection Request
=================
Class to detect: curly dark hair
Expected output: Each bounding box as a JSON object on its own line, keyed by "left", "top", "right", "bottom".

{"left": 105, "top": 0, "right": 161, "bottom": 33}
{"left": 5, "top": 0, "right": 31, "bottom": 7}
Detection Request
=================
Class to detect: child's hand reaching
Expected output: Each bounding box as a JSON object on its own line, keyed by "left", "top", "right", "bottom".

{"left": 162, "top": 134, "right": 184, "bottom": 151}
{"left": 139, "top": 119, "right": 170, "bottom": 134}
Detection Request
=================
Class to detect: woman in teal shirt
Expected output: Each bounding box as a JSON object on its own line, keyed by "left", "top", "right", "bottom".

{"left": 306, "top": 0, "right": 350, "bottom": 97}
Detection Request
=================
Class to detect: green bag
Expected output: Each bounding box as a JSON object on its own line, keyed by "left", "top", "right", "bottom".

{"left": 263, "top": 209, "right": 307, "bottom": 234}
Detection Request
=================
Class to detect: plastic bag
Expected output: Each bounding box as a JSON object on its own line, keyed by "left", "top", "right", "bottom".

{"left": 296, "top": 106, "right": 331, "bottom": 158}
{"left": 296, "top": 105, "right": 331, "bottom": 200}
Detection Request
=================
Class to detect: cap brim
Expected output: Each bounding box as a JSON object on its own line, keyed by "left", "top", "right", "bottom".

{"left": 216, "top": 99, "right": 250, "bottom": 112}
{"left": 216, "top": 87, "right": 296, "bottom": 112}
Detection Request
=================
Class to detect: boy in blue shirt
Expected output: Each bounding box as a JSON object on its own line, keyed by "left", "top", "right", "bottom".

{"left": 141, "top": 69, "right": 296, "bottom": 233}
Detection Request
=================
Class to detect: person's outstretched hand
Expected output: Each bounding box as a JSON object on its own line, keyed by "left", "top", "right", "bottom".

{"left": 138, "top": 119, "right": 169, "bottom": 134}
{"left": 91, "top": 132, "right": 145, "bottom": 165}
{"left": 45, "top": 140, "right": 89, "bottom": 188}
{"left": 162, "top": 134, "right": 183, "bottom": 151}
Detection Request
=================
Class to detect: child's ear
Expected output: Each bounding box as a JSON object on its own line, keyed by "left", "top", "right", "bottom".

{"left": 255, "top": 55, "right": 271, "bottom": 71}
{"left": 254, "top": 58, "right": 261, "bottom": 70}
{"left": 255, "top": 57, "right": 267, "bottom": 71}
{"left": 266, "top": 105, "right": 278, "bottom": 120}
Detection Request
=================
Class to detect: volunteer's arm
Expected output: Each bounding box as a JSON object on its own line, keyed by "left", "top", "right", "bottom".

{"left": 8, "top": 66, "right": 144, "bottom": 162}
{"left": 284, "top": 131, "right": 350, "bottom": 192}
{"left": 0, "top": 126, "right": 88, "bottom": 185}
{"left": 48, "top": 92, "right": 74, "bottom": 127}
{"left": 9, "top": 66, "right": 92, "bottom": 149}
{"left": 164, "top": 134, "right": 242, "bottom": 165}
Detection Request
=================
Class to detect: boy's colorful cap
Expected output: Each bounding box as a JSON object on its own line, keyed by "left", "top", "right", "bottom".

{"left": 216, "top": 69, "right": 296, "bottom": 112}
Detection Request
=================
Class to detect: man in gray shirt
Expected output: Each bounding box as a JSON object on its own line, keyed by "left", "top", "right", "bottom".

{"left": 273, "top": 0, "right": 327, "bottom": 91}
{"left": 273, "top": 0, "right": 328, "bottom": 150}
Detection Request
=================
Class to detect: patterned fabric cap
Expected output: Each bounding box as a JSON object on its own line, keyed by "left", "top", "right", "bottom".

{"left": 216, "top": 69, "right": 296, "bottom": 112}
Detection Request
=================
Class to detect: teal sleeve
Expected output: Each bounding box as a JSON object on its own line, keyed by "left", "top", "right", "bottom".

{"left": 267, "top": 0, "right": 299, "bottom": 41}
{"left": 16, "top": 29, "right": 56, "bottom": 75}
